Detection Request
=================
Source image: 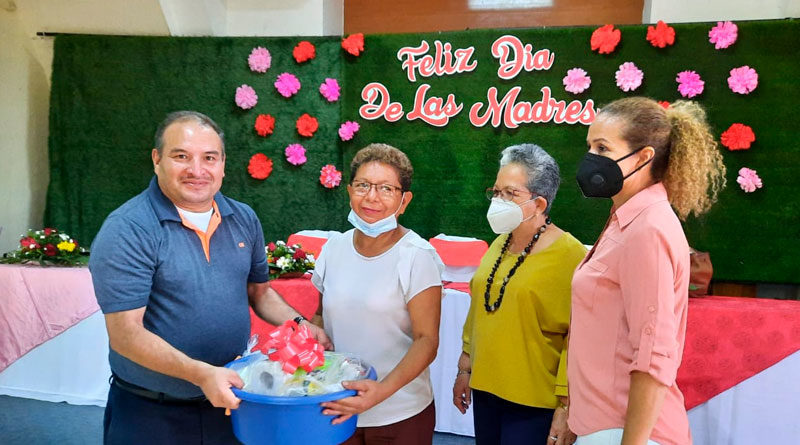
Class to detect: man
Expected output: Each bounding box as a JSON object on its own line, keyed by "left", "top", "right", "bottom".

{"left": 89, "top": 111, "right": 331, "bottom": 444}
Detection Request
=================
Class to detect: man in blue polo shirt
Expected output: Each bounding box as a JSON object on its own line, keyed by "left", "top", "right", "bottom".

{"left": 89, "top": 111, "right": 331, "bottom": 444}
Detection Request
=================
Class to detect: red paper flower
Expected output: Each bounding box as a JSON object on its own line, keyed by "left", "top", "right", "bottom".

{"left": 43, "top": 227, "right": 56, "bottom": 236}
{"left": 248, "top": 153, "right": 273, "bottom": 180}
{"left": 43, "top": 243, "right": 57, "bottom": 257}
{"left": 293, "top": 41, "right": 316, "bottom": 63}
{"left": 293, "top": 249, "right": 307, "bottom": 260}
{"left": 658, "top": 101, "right": 670, "bottom": 109}
{"left": 721, "top": 123, "right": 755, "bottom": 151}
{"left": 296, "top": 114, "right": 319, "bottom": 138}
{"left": 319, "top": 164, "right": 342, "bottom": 189}
{"left": 20, "top": 237, "right": 39, "bottom": 250}
{"left": 267, "top": 242, "right": 276, "bottom": 252}
{"left": 342, "top": 33, "right": 365, "bottom": 56}
{"left": 254, "top": 114, "right": 275, "bottom": 137}
{"left": 646, "top": 20, "right": 675, "bottom": 48}
{"left": 590, "top": 25, "right": 621, "bottom": 54}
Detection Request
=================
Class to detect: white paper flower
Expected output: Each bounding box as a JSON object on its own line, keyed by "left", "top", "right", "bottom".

{"left": 276, "top": 256, "right": 291, "bottom": 269}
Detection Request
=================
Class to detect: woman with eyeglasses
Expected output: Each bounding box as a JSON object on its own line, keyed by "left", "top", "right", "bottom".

{"left": 312, "top": 143, "right": 444, "bottom": 444}
{"left": 452, "top": 144, "right": 587, "bottom": 445}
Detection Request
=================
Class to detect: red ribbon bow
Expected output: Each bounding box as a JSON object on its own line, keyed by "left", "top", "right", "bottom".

{"left": 260, "top": 320, "right": 325, "bottom": 374}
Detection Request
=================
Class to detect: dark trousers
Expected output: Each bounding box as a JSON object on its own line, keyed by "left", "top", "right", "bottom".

{"left": 472, "top": 389, "right": 554, "bottom": 445}
{"left": 104, "top": 380, "right": 241, "bottom": 445}
{"left": 342, "top": 402, "right": 436, "bottom": 445}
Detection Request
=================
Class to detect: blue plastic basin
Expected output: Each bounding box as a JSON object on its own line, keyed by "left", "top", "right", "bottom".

{"left": 225, "top": 355, "right": 377, "bottom": 445}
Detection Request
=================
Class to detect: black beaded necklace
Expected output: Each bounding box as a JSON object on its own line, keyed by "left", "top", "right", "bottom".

{"left": 483, "top": 218, "right": 551, "bottom": 313}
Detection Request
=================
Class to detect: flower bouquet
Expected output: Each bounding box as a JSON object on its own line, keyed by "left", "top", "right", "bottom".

{"left": 0, "top": 228, "right": 89, "bottom": 266}
{"left": 266, "top": 240, "right": 315, "bottom": 279}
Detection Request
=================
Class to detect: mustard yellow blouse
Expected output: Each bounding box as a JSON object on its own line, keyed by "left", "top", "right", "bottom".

{"left": 462, "top": 232, "right": 587, "bottom": 408}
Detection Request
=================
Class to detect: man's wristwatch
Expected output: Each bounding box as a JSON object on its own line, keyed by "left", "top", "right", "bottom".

{"left": 292, "top": 315, "right": 307, "bottom": 325}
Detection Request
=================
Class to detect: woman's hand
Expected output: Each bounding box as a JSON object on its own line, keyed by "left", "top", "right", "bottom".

{"left": 547, "top": 405, "right": 576, "bottom": 445}
{"left": 452, "top": 373, "right": 472, "bottom": 414}
{"left": 320, "top": 379, "right": 389, "bottom": 425}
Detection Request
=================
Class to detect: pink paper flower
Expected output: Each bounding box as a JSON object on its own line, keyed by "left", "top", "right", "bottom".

{"left": 563, "top": 68, "right": 591, "bottom": 94}
{"left": 274, "top": 73, "right": 301, "bottom": 98}
{"left": 319, "top": 78, "right": 341, "bottom": 102}
{"left": 709, "top": 21, "right": 738, "bottom": 49}
{"left": 737, "top": 167, "right": 762, "bottom": 193}
{"left": 676, "top": 71, "right": 705, "bottom": 98}
{"left": 285, "top": 144, "right": 307, "bottom": 166}
{"left": 338, "top": 121, "right": 360, "bottom": 141}
{"left": 728, "top": 66, "right": 758, "bottom": 94}
{"left": 248, "top": 47, "right": 272, "bottom": 73}
{"left": 615, "top": 62, "right": 643, "bottom": 92}
{"left": 235, "top": 84, "right": 258, "bottom": 109}
{"left": 320, "top": 164, "right": 342, "bottom": 189}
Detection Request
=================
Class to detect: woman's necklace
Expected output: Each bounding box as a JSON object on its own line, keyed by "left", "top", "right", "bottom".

{"left": 483, "top": 218, "right": 551, "bottom": 313}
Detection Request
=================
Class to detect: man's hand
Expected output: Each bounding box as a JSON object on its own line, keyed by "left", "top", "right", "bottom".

{"left": 195, "top": 364, "right": 244, "bottom": 409}
{"left": 303, "top": 321, "right": 333, "bottom": 350}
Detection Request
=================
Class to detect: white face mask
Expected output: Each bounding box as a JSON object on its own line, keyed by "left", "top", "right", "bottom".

{"left": 486, "top": 197, "right": 535, "bottom": 234}
{"left": 348, "top": 193, "right": 405, "bottom": 238}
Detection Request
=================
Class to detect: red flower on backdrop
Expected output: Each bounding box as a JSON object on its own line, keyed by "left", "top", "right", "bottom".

{"left": 254, "top": 114, "right": 275, "bottom": 137}
{"left": 342, "top": 33, "right": 365, "bottom": 56}
{"left": 590, "top": 25, "right": 621, "bottom": 54}
{"left": 293, "top": 41, "right": 316, "bottom": 63}
{"left": 658, "top": 101, "right": 670, "bottom": 109}
{"left": 721, "top": 123, "right": 755, "bottom": 151}
{"left": 43, "top": 244, "right": 57, "bottom": 257}
{"left": 20, "top": 237, "right": 39, "bottom": 250}
{"left": 248, "top": 153, "right": 274, "bottom": 180}
{"left": 293, "top": 249, "right": 307, "bottom": 260}
{"left": 646, "top": 20, "right": 676, "bottom": 48}
{"left": 296, "top": 114, "right": 319, "bottom": 137}
{"left": 267, "top": 242, "right": 276, "bottom": 252}
{"left": 43, "top": 227, "right": 56, "bottom": 236}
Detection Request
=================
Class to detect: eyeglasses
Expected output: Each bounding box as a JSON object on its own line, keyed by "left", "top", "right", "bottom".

{"left": 350, "top": 181, "right": 403, "bottom": 198}
{"left": 485, "top": 187, "right": 534, "bottom": 202}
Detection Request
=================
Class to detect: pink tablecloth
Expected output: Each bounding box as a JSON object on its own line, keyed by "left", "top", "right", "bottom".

{"left": 0, "top": 264, "right": 99, "bottom": 371}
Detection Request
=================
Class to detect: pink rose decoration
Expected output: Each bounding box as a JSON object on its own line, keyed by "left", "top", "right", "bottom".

{"left": 338, "top": 121, "right": 360, "bottom": 141}
{"left": 615, "top": 62, "right": 643, "bottom": 92}
{"left": 319, "top": 78, "right": 341, "bottom": 102}
{"left": 274, "top": 73, "right": 301, "bottom": 98}
{"left": 676, "top": 71, "right": 705, "bottom": 98}
{"left": 320, "top": 164, "right": 342, "bottom": 189}
{"left": 709, "top": 21, "right": 738, "bottom": 49}
{"left": 235, "top": 85, "right": 258, "bottom": 109}
{"left": 285, "top": 144, "right": 307, "bottom": 166}
{"left": 248, "top": 47, "right": 272, "bottom": 73}
{"left": 728, "top": 66, "right": 758, "bottom": 94}
{"left": 737, "top": 167, "right": 763, "bottom": 193}
{"left": 563, "top": 68, "right": 591, "bottom": 94}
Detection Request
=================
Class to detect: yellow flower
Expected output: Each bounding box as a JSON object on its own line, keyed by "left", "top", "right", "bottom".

{"left": 57, "top": 240, "right": 76, "bottom": 252}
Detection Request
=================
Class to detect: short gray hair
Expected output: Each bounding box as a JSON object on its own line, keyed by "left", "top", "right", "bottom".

{"left": 154, "top": 111, "right": 225, "bottom": 156}
{"left": 499, "top": 144, "right": 560, "bottom": 214}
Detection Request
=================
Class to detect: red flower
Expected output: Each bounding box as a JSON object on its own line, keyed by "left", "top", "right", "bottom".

{"left": 43, "top": 243, "right": 57, "bottom": 256}
{"left": 255, "top": 114, "right": 275, "bottom": 137}
{"left": 20, "top": 237, "right": 39, "bottom": 250}
{"left": 267, "top": 242, "right": 276, "bottom": 252}
{"left": 658, "top": 101, "right": 670, "bottom": 109}
{"left": 646, "top": 20, "right": 675, "bottom": 48}
{"left": 293, "top": 41, "right": 316, "bottom": 63}
{"left": 721, "top": 123, "right": 755, "bottom": 151}
{"left": 248, "top": 153, "right": 273, "bottom": 180}
{"left": 43, "top": 228, "right": 56, "bottom": 236}
{"left": 296, "top": 114, "right": 319, "bottom": 138}
{"left": 342, "top": 33, "right": 365, "bottom": 56}
{"left": 293, "top": 249, "right": 306, "bottom": 260}
{"left": 590, "top": 25, "right": 621, "bottom": 54}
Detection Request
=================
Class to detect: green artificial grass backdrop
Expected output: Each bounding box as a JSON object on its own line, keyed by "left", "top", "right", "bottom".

{"left": 46, "top": 19, "right": 799, "bottom": 283}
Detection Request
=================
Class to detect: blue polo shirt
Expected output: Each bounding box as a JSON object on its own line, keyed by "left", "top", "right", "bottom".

{"left": 89, "top": 177, "right": 269, "bottom": 397}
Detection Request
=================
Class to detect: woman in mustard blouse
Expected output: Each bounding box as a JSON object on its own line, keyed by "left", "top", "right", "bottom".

{"left": 452, "top": 144, "right": 587, "bottom": 445}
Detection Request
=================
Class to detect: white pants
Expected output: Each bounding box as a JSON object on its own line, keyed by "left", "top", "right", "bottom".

{"left": 576, "top": 428, "right": 660, "bottom": 445}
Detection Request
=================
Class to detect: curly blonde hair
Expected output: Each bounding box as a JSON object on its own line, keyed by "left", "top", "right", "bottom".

{"left": 599, "top": 97, "right": 726, "bottom": 220}
{"left": 350, "top": 143, "right": 414, "bottom": 191}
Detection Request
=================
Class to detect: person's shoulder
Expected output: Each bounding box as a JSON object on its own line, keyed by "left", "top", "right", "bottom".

{"left": 102, "top": 190, "right": 158, "bottom": 232}
{"left": 217, "top": 194, "right": 258, "bottom": 219}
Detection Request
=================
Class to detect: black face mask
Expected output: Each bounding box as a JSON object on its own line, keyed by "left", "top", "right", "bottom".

{"left": 576, "top": 146, "right": 651, "bottom": 198}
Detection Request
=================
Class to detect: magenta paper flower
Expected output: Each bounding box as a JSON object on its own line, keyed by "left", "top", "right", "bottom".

{"left": 615, "top": 62, "right": 643, "bottom": 92}
{"left": 248, "top": 47, "right": 272, "bottom": 73}
{"left": 274, "top": 73, "right": 301, "bottom": 98}
{"left": 319, "top": 78, "right": 341, "bottom": 102}
{"left": 320, "top": 164, "right": 342, "bottom": 189}
{"left": 563, "top": 68, "right": 591, "bottom": 94}
{"left": 676, "top": 71, "right": 705, "bottom": 98}
{"left": 285, "top": 144, "right": 307, "bottom": 166}
{"left": 338, "top": 121, "right": 360, "bottom": 141}
{"left": 235, "top": 84, "right": 258, "bottom": 109}
{"left": 709, "top": 21, "right": 738, "bottom": 49}
{"left": 728, "top": 66, "right": 758, "bottom": 94}
{"left": 737, "top": 167, "right": 763, "bottom": 193}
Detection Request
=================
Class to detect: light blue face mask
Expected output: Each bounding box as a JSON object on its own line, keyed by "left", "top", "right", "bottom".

{"left": 348, "top": 194, "right": 405, "bottom": 238}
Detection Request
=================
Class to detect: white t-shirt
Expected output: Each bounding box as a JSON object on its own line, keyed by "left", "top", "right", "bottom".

{"left": 311, "top": 229, "right": 444, "bottom": 427}
{"left": 175, "top": 206, "right": 213, "bottom": 232}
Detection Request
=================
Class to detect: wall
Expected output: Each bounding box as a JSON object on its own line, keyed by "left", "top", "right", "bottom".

{"left": 644, "top": 0, "right": 799, "bottom": 22}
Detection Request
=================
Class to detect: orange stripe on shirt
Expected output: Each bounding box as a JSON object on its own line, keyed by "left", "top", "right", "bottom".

{"left": 177, "top": 201, "right": 222, "bottom": 263}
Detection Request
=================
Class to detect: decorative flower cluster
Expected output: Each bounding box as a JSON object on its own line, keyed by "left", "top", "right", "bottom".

{"left": 0, "top": 228, "right": 88, "bottom": 266}
{"left": 266, "top": 240, "right": 315, "bottom": 279}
